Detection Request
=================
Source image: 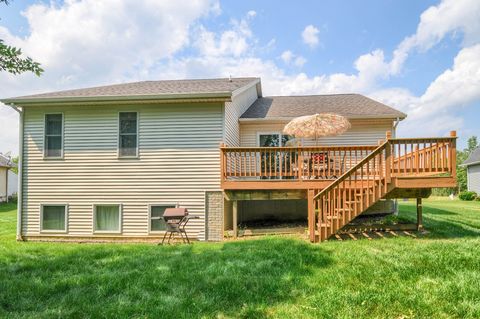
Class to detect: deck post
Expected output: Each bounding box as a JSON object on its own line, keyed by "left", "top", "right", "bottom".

{"left": 298, "top": 150, "right": 304, "bottom": 181}
{"left": 385, "top": 140, "right": 392, "bottom": 184}
{"left": 308, "top": 189, "right": 315, "bottom": 243}
{"left": 416, "top": 198, "right": 423, "bottom": 231}
{"left": 232, "top": 200, "right": 238, "bottom": 239}
{"left": 450, "top": 131, "right": 457, "bottom": 183}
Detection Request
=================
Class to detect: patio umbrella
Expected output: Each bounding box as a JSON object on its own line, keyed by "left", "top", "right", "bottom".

{"left": 283, "top": 113, "right": 351, "bottom": 144}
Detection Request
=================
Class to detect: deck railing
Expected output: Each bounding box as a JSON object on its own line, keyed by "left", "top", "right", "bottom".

{"left": 220, "top": 132, "right": 457, "bottom": 183}
{"left": 220, "top": 145, "right": 377, "bottom": 181}
{"left": 390, "top": 137, "right": 457, "bottom": 176}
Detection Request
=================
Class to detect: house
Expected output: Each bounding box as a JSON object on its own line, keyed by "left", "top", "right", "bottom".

{"left": 462, "top": 147, "right": 480, "bottom": 193}
{"left": 0, "top": 154, "right": 16, "bottom": 202}
{"left": 1, "top": 77, "right": 457, "bottom": 243}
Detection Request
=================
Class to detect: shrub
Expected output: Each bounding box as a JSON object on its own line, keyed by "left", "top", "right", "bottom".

{"left": 475, "top": 196, "right": 480, "bottom": 201}
{"left": 459, "top": 191, "right": 477, "bottom": 201}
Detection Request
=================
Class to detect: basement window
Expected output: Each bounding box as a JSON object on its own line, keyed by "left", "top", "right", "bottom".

{"left": 150, "top": 205, "right": 176, "bottom": 232}
{"left": 94, "top": 205, "right": 122, "bottom": 233}
{"left": 41, "top": 204, "right": 67, "bottom": 232}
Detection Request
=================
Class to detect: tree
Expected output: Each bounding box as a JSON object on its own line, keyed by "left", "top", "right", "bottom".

{"left": 10, "top": 156, "right": 18, "bottom": 174}
{"left": 0, "top": 0, "right": 43, "bottom": 76}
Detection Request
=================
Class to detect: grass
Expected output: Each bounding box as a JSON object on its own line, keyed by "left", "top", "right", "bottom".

{"left": 0, "top": 199, "right": 480, "bottom": 318}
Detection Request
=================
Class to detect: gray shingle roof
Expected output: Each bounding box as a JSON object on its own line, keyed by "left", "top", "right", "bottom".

{"left": 463, "top": 147, "right": 480, "bottom": 166}
{"left": 0, "top": 154, "right": 12, "bottom": 168}
{"left": 240, "top": 94, "right": 406, "bottom": 120}
{"left": 2, "top": 77, "right": 259, "bottom": 103}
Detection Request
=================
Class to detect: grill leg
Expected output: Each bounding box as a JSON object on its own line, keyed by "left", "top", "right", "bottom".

{"left": 167, "top": 232, "right": 174, "bottom": 244}
{"left": 179, "top": 231, "right": 186, "bottom": 244}
{"left": 183, "top": 230, "right": 190, "bottom": 244}
{"left": 160, "top": 231, "right": 169, "bottom": 245}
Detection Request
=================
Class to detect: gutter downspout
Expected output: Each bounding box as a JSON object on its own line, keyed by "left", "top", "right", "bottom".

{"left": 392, "top": 117, "right": 401, "bottom": 138}
{"left": 7, "top": 103, "right": 23, "bottom": 241}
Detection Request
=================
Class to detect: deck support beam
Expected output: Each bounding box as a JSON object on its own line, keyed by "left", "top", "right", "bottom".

{"left": 308, "top": 189, "right": 315, "bottom": 243}
{"left": 416, "top": 198, "right": 423, "bottom": 231}
{"left": 232, "top": 200, "right": 238, "bottom": 239}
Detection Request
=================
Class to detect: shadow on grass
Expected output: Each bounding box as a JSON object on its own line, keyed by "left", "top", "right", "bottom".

{"left": 0, "top": 237, "right": 332, "bottom": 318}
{"left": 0, "top": 203, "right": 16, "bottom": 213}
{"left": 399, "top": 205, "right": 480, "bottom": 240}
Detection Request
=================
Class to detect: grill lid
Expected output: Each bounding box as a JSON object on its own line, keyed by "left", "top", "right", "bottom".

{"left": 163, "top": 207, "right": 188, "bottom": 218}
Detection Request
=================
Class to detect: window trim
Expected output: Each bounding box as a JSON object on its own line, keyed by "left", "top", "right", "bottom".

{"left": 148, "top": 203, "right": 177, "bottom": 234}
{"left": 118, "top": 111, "right": 139, "bottom": 159}
{"left": 40, "top": 204, "right": 68, "bottom": 233}
{"left": 43, "top": 113, "right": 64, "bottom": 159}
{"left": 92, "top": 204, "right": 123, "bottom": 234}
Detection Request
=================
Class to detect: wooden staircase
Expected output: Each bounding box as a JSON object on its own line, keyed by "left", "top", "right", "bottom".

{"left": 220, "top": 131, "right": 457, "bottom": 242}
{"left": 310, "top": 133, "right": 457, "bottom": 242}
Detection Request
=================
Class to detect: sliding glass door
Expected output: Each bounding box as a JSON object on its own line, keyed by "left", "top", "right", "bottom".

{"left": 258, "top": 133, "right": 293, "bottom": 179}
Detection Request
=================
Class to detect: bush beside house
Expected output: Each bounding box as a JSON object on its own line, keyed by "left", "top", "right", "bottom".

{"left": 458, "top": 191, "right": 477, "bottom": 201}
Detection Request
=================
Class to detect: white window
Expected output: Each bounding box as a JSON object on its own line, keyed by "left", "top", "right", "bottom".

{"left": 258, "top": 132, "right": 293, "bottom": 147}
{"left": 93, "top": 205, "right": 122, "bottom": 233}
{"left": 149, "top": 205, "right": 176, "bottom": 232}
{"left": 41, "top": 204, "right": 67, "bottom": 232}
{"left": 44, "top": 114, "right": 63, "bottom": 158}
{"left": 118, "top": 112, "right": 138, "bottom": 157}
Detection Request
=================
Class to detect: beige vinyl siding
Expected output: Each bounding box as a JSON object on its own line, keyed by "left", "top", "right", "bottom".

{"left": 224, "top": 85, "right": 258, "bottom": 147}
{"left": 467, "top": 164, "right": 480, "bottom": 193}
{"left": 240, "top": 119, "right": 394, "bottom": 146}
{"left": 22, "top": 102, "right": 223, "bottom": 240}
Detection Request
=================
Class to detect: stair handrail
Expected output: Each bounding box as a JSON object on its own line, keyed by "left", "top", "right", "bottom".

{"left": 313, "top": 140, "right": 389, "bottom": 201}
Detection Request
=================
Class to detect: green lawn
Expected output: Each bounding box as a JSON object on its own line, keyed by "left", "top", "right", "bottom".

{"left": 1, "top": 199, "right": 480, "bottom": 318}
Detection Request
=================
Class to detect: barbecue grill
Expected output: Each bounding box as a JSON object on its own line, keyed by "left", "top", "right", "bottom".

{"left": 160, "top": 207, "right": 197, "bottom": 244}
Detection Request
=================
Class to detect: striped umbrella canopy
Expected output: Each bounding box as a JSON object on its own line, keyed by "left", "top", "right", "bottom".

{"left": 283, "top": 113, "right": 351, "bottom": 141}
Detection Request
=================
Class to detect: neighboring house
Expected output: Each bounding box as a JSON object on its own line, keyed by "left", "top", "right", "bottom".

{"left": 7, "top": 170, "right": 18, "bottom": 198}
{"left": 1, "top": 77, "right": 457, "bottom": 242}
{"left": 462, "top": 147, "right": 480, "bottom": 193}
{"left": 0, "top": 154, "right": 15, "bottom": 202}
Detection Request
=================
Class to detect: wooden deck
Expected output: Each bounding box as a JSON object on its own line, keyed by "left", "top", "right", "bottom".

{"left": 221, "top": 131, "right": 457, "bottom": 242}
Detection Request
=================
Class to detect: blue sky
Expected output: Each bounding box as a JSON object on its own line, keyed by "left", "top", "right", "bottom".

{"left": 0, "top": 0, "right": 479, "bottom": 154}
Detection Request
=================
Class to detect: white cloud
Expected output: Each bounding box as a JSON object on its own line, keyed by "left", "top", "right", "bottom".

{"left": 294, "top": 56, "right": 307, "bottom": 67}
{"left": 0, "top": 107, "right": 19, "bottom": 155}
{"left": 0, "top": 0, "right": 219, "bottom": 92}
{"left": 280, "top": 50, "right": 294, "bottom": 63}
{"left": 194, "top": 13, "right": 254, "bottom": 57}
{"left": 301, "top": 25, "right": 319, "bottom": 48}
{"left": 280, "top": 50, "right": 306, "bottom": 67}
{"left": 390, "top": 0, "right": 480, "bottom": 75}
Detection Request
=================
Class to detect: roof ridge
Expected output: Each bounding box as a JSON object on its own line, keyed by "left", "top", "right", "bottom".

{"left": 263, "top": 93, "right": 361, "bottom": 98}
